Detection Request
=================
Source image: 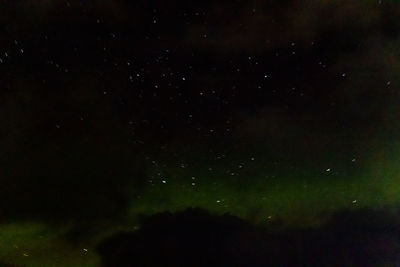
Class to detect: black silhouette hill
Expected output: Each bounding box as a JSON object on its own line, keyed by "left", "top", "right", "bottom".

{"left": 97, "top": 208, "right": 400, "bottom": 266}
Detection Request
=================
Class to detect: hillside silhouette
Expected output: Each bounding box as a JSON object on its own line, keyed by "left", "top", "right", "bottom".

{"left": 98, "top": 208, "right": 400, "bottom": 266}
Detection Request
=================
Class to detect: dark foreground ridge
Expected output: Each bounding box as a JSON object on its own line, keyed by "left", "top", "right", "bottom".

{"left": 97, "top": 208, "right": 400, "bottom": 266}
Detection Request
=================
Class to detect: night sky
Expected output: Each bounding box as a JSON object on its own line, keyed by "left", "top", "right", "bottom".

{"left": 1, "top": 0, "right": 400, "bottom": 266}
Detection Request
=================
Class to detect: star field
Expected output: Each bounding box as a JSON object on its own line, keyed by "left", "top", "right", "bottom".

{"left": 1, "top": 0, "right": 400, "bottom": 266}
